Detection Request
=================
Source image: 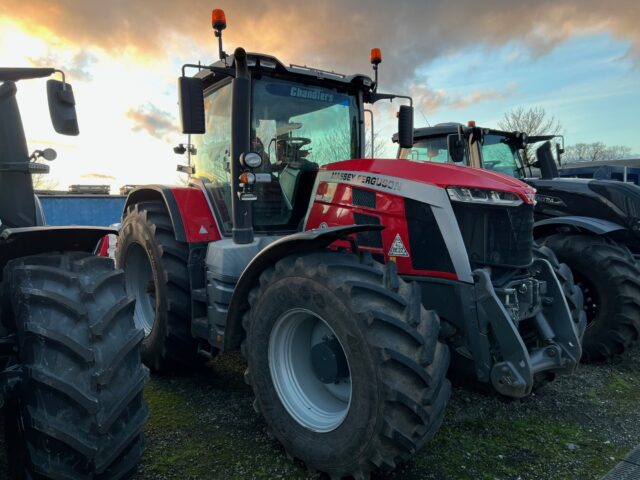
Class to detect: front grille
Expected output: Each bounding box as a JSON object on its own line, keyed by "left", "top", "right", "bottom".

{"left": 352, "top": 188, "right": 377, "bottom": 208}
{"left": 452, "top": 202, "right": 533, "bottom": 268}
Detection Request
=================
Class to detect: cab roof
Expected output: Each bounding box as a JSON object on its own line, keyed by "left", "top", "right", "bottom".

{"left": 196, "top": 52, "right": 375, "bottom": 92}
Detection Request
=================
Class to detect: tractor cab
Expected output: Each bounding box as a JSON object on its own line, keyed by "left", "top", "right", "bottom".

{"left": 395, "top": 122, "right": 564, "bottom": 180}
{"left": 187, "top": 52, "right": 372, "bottom": 235}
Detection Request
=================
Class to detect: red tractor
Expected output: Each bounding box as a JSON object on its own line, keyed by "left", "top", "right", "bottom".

{"left": 116, "top": 11, "right": 582, "bottom": 478}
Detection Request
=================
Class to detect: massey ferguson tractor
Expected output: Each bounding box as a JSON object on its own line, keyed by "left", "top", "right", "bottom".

{"left": 116, "top": 10, "right": 582, "bottom": 478}
{"left": 0, "top": 68, "right": 148, "bottom": 478}
{"left": 396, "top": 123, "right": 640, "bottom": 362}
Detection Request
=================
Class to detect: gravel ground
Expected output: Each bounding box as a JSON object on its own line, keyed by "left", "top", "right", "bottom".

{"left": 1, "top": 348, "right": 638, "bottom": 479}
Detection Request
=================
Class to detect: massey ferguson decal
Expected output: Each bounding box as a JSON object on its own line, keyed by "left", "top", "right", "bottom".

{"left": 329, "top": 171, "right": 402, "bottom": 192}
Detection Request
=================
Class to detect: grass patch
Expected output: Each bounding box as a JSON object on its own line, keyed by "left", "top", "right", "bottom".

{"left": 589, "top": 371, "right": 640, "bottom": 413}
{"left": 402, "top": 412, "right": 627, "bottom": 480}
{"left": 144, "top": 380, "right": 198, "bottom": 432}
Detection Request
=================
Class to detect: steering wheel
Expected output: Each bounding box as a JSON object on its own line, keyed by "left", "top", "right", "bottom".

{"left": 284, "top": 137, "right": 311, "bottom": 148}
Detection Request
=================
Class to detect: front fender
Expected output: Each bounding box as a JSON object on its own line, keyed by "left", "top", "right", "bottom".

{"left": 534, "top": 215, "right": 627, "bottom": 238}
{"left": 223, "top": 224, "right": 383, "bottom": 350}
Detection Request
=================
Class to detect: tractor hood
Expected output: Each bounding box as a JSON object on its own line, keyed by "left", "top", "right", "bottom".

{"left": 323, "top": 158, "right": 536, "bottom": 204}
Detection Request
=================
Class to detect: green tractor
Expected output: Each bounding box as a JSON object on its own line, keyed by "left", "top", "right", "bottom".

{"left": 0, "top": 68, "right": 148, "bottom": 478}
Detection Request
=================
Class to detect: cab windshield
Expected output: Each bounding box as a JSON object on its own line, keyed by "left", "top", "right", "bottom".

{"left": 398, "top": 136, "right": 453, "bottom": 163}
{"left": 481, "top": 134, "right": 524, "bottom": 179}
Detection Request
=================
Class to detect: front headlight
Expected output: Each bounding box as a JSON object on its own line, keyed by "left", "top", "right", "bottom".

{"left": 446, "top": 186, "right": 523, "bottom": 206}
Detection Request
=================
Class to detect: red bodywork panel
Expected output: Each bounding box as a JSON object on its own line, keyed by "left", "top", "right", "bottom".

{"left": 306, "top": 159, "right": 535, "bottom": 281}
{"left": 306, "top": 181, "right": 458, "bottom": 280}
{"left": 171, "top": 187, "right": 221, "bottom": 243}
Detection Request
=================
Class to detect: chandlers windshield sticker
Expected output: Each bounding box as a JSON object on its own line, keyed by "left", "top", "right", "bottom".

{"left": 265, "top": 84, "right": 338, "bottom": 103}
{"left": 329, "top": 171, "right": 402, "bottom": 193}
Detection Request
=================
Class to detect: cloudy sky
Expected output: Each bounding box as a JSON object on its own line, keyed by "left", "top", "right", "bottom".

{"left": 1, "top": 0, "right": 639, "bottom": 190}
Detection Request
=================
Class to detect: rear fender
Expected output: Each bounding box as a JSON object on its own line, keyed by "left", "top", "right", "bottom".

{"left": 123, "top": 185, "right": 220, "bottom": 243}
{"left": 223, "top": 224, "right": 384, "bottom": 351}
{"left": 534, "top": 215, "right": 627, "bottom": 238}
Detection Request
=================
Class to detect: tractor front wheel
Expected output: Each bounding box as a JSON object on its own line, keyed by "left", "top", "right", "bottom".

{"left": 242, "top": 251, "right": 450, "bottom": 478}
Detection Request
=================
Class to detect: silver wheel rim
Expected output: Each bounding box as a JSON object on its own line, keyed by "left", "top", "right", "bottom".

{"left": 124, "top": 243, "right": 156, "bottom": 336}
{"left": 268, "top": 308, "right": 352, "bottom": 433}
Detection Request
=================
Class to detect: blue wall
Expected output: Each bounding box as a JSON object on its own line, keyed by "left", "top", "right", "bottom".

{"left": 38, "top": 195, "right": 127, "bottom": 227}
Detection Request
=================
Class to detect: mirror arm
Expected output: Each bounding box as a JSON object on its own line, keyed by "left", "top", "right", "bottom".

{"left": 52, "top": 69, "right": 67, "bottom": 88}
{"left": 370, "top": 92, "right": 413, "bottom": 107}
{"left": 364, "top": 109, "right": 374, "bottom": 158}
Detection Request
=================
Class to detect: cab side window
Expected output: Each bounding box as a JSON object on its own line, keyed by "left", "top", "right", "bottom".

{"left": 191, "top": 83, "right": 233, "bottom": 231}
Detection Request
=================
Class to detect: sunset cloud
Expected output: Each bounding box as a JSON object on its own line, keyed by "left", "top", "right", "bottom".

{"left": 126, "top": 103, "right": 178, "bottom": 140}
{"left": 2, "top": 1, "right": 640, "bottom": 86}
{"left": 410, "top": 83, "right": 517, "bottom": 113}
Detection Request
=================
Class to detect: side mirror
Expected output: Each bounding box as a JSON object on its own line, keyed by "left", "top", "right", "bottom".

{"left": 178, "top": 76, "right": 205, "bottom": 134}
{"left": 397, "top": 105, "right": 414, "bottom": 149}
{"left": 535, "top": 141, "right": 559, "bottom": 179}
{"left": 47, "top": 79, "right": 79, "bottom": 135}
{"left": 447, "top": 134, "right": 466, "bottom": 163}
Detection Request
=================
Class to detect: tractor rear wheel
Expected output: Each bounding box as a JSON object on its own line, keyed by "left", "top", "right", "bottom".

{"left": 542, "top": 234, "right": 640, "bottom": 362}
{"left": 242, "top": 251, "right": 450, "bottom": 479}
{"left": 1, "top": 252, "right": 148, "bottom": 479}
{"left": 117, "top": 200, "right": 204, "bottom": 372}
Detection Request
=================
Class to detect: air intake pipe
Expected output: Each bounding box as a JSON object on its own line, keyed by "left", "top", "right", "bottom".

{"left": 230, "top": 47, "right": 253, "bottom": 244}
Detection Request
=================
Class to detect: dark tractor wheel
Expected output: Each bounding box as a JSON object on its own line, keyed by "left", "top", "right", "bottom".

{"left": 1, "top": 252, "right": 149, "bottom": 479}
{"left": 242, "top": 251, "right": 451, "bottom": 479}
{"left": 542, "top": 234, "right": 640, "bottom": 362}
{"left": 117, "top": 200, "right": 204, "bottom": 372}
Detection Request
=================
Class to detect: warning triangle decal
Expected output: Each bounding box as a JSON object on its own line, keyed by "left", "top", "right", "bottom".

{"left": 388, "top": 233, "right": 409, "bottom": 257}
{"left": 199, "top": 225, "right": 208, "bottom": 234}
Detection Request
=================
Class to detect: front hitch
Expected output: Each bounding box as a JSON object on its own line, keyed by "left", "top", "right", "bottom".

{"left": 473, "top": 260, "right": 582, "bottom": 398}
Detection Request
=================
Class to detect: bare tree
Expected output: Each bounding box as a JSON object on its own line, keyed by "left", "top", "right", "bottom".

{"left": 366, "top": 131, "right": 386, "bottom": 158}
{"left": 31, "top": 161, "right": 60, "bottom": 191}
{"left": 563, "top": 142, "right": 632, "bottom": 163}
{"left": 498, "top": 107, "right": 563, "bottom": 165}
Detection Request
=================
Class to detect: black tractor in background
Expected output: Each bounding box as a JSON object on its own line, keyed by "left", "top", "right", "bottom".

{"left": 0, "top": 68, "right": 148, "bottom": 478}
{"left": 396, "top": 123, "right": 640, "bottom": 362}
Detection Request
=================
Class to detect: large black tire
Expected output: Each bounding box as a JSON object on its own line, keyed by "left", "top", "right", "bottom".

{"left": 242, "top": 251, "right": 451, "bottom": 479}
{"left": 117, "top": 200, "right": 203, "bottom": 372}
{"left": 541, "top": 234, "right": 640, "bottom": 362}
{"left": 1, "top": 252, "right": 149, "bottom": 479}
